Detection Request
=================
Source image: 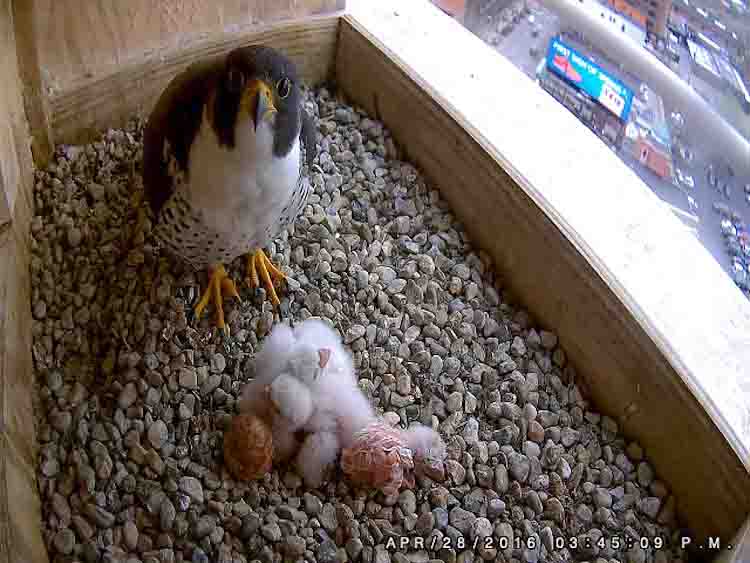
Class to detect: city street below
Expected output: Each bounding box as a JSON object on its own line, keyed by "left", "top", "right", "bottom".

{"left": 486, "top": 0, "right": 750, "bottom": 296}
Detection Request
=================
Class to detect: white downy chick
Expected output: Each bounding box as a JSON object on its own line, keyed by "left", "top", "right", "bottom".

{"left": 403, "top": 423, "right": 447, "bottom": 480}
{"left": 403, "top": 424, "right": 446, "bottom": 460}
{"left": 296, "top": 429, "right": 341, "bottom": 489}
{"left": 295, "top": 319, "right": 377, "bottom": 448}
{"left": 238, "top": 318, "right": 379, "bottom": 484}
{"left": 237, "top": 322, "right": 309, "bottom": 463}
{"left": 286, "top": 319, "right": 376, "bottom": 486}
{"left": 268, "top": 373, "right": 314, "bottom": 430}
{"left": 237, "top": 322, "right": 295, "bottom": 418}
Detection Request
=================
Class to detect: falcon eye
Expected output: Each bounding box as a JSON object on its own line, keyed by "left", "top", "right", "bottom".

{"left": 277, "top": 77, "right": 291, "bottom": 99}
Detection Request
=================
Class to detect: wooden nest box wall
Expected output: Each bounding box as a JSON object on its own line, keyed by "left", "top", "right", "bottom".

{"left": 1, "top": 1, "right": 749, "bottom": 562}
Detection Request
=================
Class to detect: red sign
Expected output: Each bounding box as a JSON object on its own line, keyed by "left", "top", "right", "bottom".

{"left": 552, "top": 54, "right": 582, "bottom": 83}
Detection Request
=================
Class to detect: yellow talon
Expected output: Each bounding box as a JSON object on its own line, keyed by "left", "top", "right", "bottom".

{"left": 246, "top": 249, "right": 287, "bottom": 307}
{"left": 194, "top": 264, "right": 241, "bottom": 335}
{"left": 221, "top": 276, "right": 241, "bottom": 301}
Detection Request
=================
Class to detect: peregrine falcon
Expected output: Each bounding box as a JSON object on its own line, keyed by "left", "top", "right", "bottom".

{"left": 141, "top": 45, "right": 316, "bottom": 334}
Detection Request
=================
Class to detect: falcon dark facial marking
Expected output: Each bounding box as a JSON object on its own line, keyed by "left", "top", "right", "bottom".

{"left": 210, "top": 46, "right": 305, "bottom": 161}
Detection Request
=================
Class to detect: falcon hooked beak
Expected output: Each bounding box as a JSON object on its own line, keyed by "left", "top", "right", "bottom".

{"left": 243, "top": 78, "right": 278, "bottom": 132}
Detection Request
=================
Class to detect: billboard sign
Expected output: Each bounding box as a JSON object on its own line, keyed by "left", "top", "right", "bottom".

{"left": 546, "top": 37, "right": 634, "bottom": 121}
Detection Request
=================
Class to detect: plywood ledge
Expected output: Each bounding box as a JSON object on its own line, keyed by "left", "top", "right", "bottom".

{"left": 30, "top": 0, "right": 345, "bottom": 97}
{"left": 1, "top": 1, "right": 46, "bottom": 562}
{"left": 47, "top": 14, "right": 342, "bottom": 146}
{"left": 340, "top": 0, "right": 750, "bottom": 545}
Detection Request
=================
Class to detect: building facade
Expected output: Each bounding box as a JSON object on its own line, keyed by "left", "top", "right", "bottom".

{"left": 607, "top": 0, "right": 673, "bottom": 37}
{"left": 430, "top": 0, "right": 466, "bottom": 20}
{"left": 625, "top": 87, "right": 675, "bottom": 180}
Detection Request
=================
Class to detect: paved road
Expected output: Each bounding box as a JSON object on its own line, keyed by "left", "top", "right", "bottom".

{"left": 662, "top": 42, "right": 750, "bottom": 273}
{"left": 495, "top": 3, "right": 560, "bottom": 79}
{"left": 622, "top": 136, "right": 734, "bottom": 272}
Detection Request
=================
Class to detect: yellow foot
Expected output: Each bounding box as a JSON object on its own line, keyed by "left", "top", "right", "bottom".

{"left": 194, "top": 264, "right": 242, "bottom": 336}
{"left": 245, "top": 249, "right": 287, "bottom": 307}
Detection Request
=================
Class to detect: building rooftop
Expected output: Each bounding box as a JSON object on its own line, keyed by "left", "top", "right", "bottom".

{"left": 630, "top": 86, "right": 672, "bottom": 150}
{"left": 430, "top": 0, "right": 465, "bottom": 18}
{"left": 577, "top": 0, "right": 647, "bottom": 44}
{"left": 687, "top": 37, "right": 750, "bottom": 98}
{"left": 688, "top": 38, "right": 723, "bottom": 78}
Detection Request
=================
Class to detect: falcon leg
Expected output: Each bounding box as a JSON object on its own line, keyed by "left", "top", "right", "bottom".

{"left": 245, "top": 249, "right": 287, "bottom": 307}
{"left": 194, "top": 264, "right": 241, "bottom": 336}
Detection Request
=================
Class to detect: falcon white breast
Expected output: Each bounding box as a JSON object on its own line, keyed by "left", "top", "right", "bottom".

{"left": 156, "top": 105, "right": 304, "bottom": 269}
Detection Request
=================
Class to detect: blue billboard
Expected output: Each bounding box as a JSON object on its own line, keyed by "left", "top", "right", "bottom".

{"left": 546, "top": 37, "right": 634, "bottom": 121}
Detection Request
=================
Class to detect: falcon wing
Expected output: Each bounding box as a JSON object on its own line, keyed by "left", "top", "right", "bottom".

{"left": 142, "top": 56, "right": 224, "bottom": 217}
{"left": 300, "top": 108, "right": 317, "bottom": 169}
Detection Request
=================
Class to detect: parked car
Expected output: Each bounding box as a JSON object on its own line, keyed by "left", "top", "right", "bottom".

{"left": 667, "top": 44, "right": 680, "bottom": 63}
{"left": 674, "top": 143, "right": 692, "bottom": 163}
{"left": 722, "top": 218, "right": 737, "bottom": 237}
{"left": 713, "top": 201, "right": 731, "bottom": 216}
{"left": 707, "top": 165, "right": 717, "bottom": 188}
{"left": 733, "top": 259, "right": 749, "bottom": 289}
{"left": 675, "top": 168, "right": 694, "bottom": 190}
{"left": 728, "top": 239, "right": 743, "bottom": 257}
{"left": 687, "top": 195, "right": 698, "bottom": 213}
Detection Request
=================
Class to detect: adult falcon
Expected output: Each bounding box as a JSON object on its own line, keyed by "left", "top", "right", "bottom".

{"left": 141, "top": 45, "right": 316, "bottom": 334}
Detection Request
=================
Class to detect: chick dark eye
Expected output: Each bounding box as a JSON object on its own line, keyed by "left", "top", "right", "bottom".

{"left": 277, "top": 77, "right": 291, "bottom": 99}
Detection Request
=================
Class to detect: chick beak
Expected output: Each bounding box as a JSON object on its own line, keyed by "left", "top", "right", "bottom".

{"left": 247, "top": 79, "right": 277, "bottom": 131}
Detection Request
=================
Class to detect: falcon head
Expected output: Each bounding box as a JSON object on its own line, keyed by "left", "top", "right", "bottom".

{"left": 211, "top": 45, "right": 306, "bottom": 159}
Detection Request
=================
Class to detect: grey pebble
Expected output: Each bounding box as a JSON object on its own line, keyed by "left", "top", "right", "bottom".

{"left": 448, "top": 507, "right": 475, "bottom": 535}
{"left": 317, "top": 538, "right": 340, "bottom": 563}
{"left": 508, "top": 453, "right": 531, "bottom": 482}
{"left": 193, "top": 515, "right": 216, "bottom": 539}
{"left": 118, "top": 382, "right": 138, "bottom": 409}
{"left": 29, "top": 93, "right": 687, "bottom": 563}
{"left": 53, "top": 528, "right": 76, "bottom": 555}
{"left": 123, "top": 520, "right": 139, "bottom": 550}
{"left": 192, "top": 547, "right": 209, "bottom": 563}
{"left": 179, "top": 477, "right": 204, "bottom": 504}
{"left": 148, "top": 420, "right": 168, "bottom": 449}
{"left": 84, "top": 503, "right": 115, "bottom": 528}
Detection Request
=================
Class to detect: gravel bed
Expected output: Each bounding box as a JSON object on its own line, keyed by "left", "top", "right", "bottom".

{"left": 31, "top": 86, "right": 688, "bottom": 563}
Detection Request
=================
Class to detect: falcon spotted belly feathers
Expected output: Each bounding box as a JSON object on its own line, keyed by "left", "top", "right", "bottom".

{"left": 142, "top": 45, "right": 317, "bottom": 333}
